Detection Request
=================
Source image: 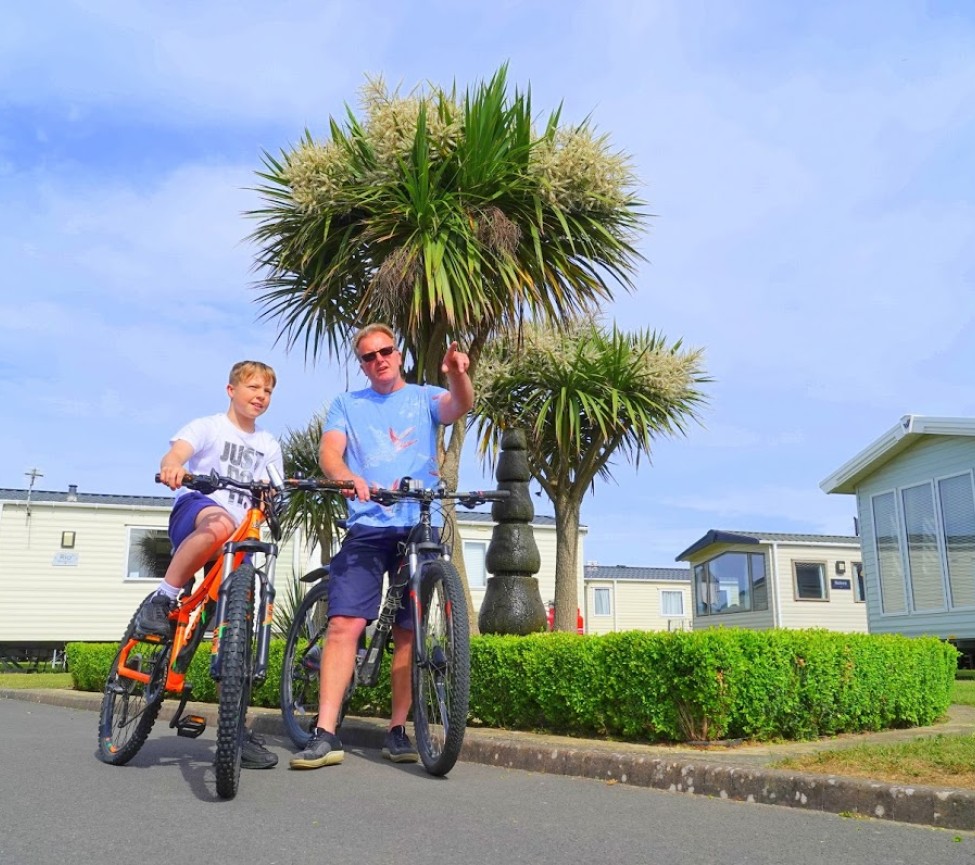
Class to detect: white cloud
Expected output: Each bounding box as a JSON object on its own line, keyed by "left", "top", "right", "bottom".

{"left": 1, "top": 1, "right": 394, "bottom": 126}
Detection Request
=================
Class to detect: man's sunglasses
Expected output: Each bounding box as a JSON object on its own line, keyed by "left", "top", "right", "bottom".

{"left": 359, "top": 345, "right": 397, "bottom": 364}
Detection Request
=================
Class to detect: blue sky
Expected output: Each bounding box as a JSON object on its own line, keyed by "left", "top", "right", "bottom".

{"left": 3, "top": 0, "right": 973, "bottom": 567}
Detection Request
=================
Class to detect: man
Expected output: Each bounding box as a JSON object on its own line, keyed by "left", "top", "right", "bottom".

{"left": 289, "top": 324, "right": 473, "bottom": 770}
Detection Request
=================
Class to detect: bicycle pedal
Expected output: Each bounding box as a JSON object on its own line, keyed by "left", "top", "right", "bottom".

{"left": 175, "top": 714, "right": 207, "bottom": 738}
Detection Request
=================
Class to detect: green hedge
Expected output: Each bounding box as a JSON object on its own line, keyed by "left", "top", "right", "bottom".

{"left": 66, "top": 639, "right": 393, "bottom": 716}
{"left": 67, "top": 627, "right": 957, "bottom": 743}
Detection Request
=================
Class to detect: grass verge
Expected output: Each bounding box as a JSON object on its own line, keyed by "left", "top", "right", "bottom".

{"left": 772, "top": 680, "right": 975, "bottom": 789}
{"left": 0, "top": 672, "right": 73, "bottom": 689}
{"left": 952, "top": 678, "right": 975, "bottom": 706}
{"left": 774, "top": 734, "right": 975, "bottom": 789}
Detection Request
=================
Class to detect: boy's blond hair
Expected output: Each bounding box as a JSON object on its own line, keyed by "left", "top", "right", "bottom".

{"left": 353, "top": 323, "right": 396, "bottom": 355}
{"left": 229, "top": 360, "right": 277, "bottom": 388}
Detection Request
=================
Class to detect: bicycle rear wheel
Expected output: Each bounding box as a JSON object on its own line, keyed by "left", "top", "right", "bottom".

{"left": 214, "top": 564, "right": 255, "bottom": 800}
{"left": 98, "top": 594, "right": 171, "bottom": 765}
{"left": 280, "top": 580, "right": 330, "bottom": 748}
{"left": 280, "top": 578, "right": 363, "bottom": 748}
{"left": 411, "top": 558, "right": 470, "bottom": 776}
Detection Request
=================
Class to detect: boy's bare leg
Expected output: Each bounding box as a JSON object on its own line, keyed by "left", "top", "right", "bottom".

{"left": 162, "top": 507, "right": 236, "bottom": 590}
{"left": 135, "top": 508, "right": 233, "bottom": 637}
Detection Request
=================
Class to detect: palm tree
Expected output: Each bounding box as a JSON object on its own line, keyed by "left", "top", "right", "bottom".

{"left": 279, "top": 409, "right": 348, "bottom": 566}
{"left": 248, "top": 64, "right": 646, "bottom": 628}
{"left": 272, "top": 410, "right": 349, "bottom": 639}
{"left": 472, "top": 317, "right": 709, "bottom": 632}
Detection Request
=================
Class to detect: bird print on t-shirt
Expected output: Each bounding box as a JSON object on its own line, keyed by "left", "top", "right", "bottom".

{"left": 389, "top": 426, "right": 417, "bottom": 451}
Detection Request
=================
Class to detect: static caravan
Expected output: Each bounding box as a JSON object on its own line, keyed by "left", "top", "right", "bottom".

{"left": 822, "top": 415, "right": 975, "bottom": 665}
{"left": 676, "top": 530, "right": 866, "bottom": 633}
{"left": 583, "top": 564, "right": 691, "bottom": 634}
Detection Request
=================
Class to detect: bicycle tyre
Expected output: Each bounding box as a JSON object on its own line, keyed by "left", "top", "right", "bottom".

{"left": 97, "top": 594, "right": 171, "bottom": 765}
{"left": 280, "top": 578, "right": 363, "bottom": 748}
{"left": 411, "top": 558, "right": 470, "bottom": 776}
{"left": 280, "top": 579, "right": 330, "bottom": 748}
{"left": 214, "top": 564, "right": 255, "bottom": 800}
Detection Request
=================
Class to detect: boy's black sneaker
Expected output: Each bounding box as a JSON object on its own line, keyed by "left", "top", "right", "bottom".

{"left": 289, "top": 728, "right": 344, "bottom": 770}
{"left": 382, "top": 725, "right": 419, "bottom": 763}
{"left": 241, "top": 728, "right": 278, "bottom": 769}
{"left": 134, "top": 593, "right": 176, "bottom": 638}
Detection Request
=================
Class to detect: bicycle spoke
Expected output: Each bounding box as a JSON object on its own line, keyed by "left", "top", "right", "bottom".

{"left": 280, "top": 581, "right": 330, "bottom": 748}
{"left": 98, "top": 606, "right": 170, "bottom": 764}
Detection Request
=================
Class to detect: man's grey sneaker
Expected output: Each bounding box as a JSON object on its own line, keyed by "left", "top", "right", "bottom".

{"left": 241, "top": 728, "right": 278, "bottom": 769}
{"left": 382, "top": 725, "right": 419, "bottom": 763}
{"left": 134, "top": 593, "right": 176, "bottom": 638}
{"left": 289, "top": 728, "right": 344, "bottom": 770}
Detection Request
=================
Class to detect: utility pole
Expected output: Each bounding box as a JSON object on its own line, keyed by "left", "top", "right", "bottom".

{"left": 25, "top": 467, "right": 44, "bottom": 522}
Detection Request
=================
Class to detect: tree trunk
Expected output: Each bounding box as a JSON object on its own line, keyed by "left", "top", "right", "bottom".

{"left": 315, "top": 528, "right": 333, "bottom": 566}
{"left": 439, "top": 421, "right": 478, "bottom": 634}
{"left": 435, "top": 330, "right": 486, "bottom": 636}
{"left": 552, "top": 493, "right": 583, "bottom": 633}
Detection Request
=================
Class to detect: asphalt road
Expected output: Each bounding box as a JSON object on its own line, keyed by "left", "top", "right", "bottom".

{"left": 1, "top": 698, "right": 971, "bottom": 865}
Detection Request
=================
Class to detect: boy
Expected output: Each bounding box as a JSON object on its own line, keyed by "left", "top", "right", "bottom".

{"left": 136, "top": 360, "right": 284, "bottom": 769}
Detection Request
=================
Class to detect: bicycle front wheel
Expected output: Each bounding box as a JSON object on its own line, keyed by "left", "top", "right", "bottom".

{"left": 411, "top": 558, "right": 470, "bottom": 776}
{"left": 97, "top": 594, "right": 171, "bottom": 765}
{"left": 214, "top": 564, "right": 255, "bottom": 800}
{"left": 280, "top": 580, "right": 330, "bottom": 749}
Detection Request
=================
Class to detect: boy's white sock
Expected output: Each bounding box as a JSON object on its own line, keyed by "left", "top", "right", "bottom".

{"left": 155, "top": 581, "right": 181, "bottom": 600}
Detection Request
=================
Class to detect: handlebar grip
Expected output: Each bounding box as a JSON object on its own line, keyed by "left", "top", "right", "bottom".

{"left": 155, "top": 472, "right": 218, "bottom": 494}
{"left": 285, "top": 478, "right": 356, "bottom": 491}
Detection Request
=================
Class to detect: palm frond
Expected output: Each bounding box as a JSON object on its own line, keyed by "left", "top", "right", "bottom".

{"left": 246, "top": 64, "right": 646, "bottom": 381}
{"left": 472, "top": 317, "right": 710, "bottom": 489}
{"left": 279, "top": 408, "right": 348, "bottom": 566}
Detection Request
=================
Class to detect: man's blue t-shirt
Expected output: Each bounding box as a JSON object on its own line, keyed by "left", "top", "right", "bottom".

{"left": 324, "top": 383, "right": 447, "bottom": 528}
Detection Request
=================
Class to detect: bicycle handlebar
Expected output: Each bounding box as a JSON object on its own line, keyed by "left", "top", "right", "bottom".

{"left": 368, "top": 486, "right": 510, "bottom": 509}
{"left": 155, "top": 471, "right": 355, "bottom": 495}
{"left": 281, "top": 476, "right": 356, "bottom": 492}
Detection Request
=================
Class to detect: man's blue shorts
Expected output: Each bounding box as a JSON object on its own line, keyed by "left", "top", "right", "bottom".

{"left": 327, "top": 525, "right": 414, "bottom": 628}
{"left": 169, "top": 491, "right": 226, "bottom": 549}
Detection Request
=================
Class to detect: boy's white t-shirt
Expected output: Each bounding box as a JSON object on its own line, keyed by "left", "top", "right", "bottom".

{"left": 171, "top": 413, "right": 284, "bottom": 524}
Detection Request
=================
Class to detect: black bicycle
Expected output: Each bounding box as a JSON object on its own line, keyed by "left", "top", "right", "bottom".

{"left": 280, "top": 480, "right": 508, "bottom": 776}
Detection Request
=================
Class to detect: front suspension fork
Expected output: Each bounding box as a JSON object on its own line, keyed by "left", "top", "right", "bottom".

{"left": 210, "top": 539, "right": 278, "bottom": 683}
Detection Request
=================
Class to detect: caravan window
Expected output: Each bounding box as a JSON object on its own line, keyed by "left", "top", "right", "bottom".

{"left": 125, "top": 527, "right": 172, "bottom": 581}
{"left": 793, "top": 561, "right": 828, "bottom": 600}
{"left": 694, "top": 552, "right": 768, "bottom": 615}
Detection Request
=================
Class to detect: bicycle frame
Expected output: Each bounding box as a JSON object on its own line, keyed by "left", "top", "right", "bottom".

{"left": 356, "top": 515, "right": 445, "bottom": 689}
{"left": 113, "top": 492, "right": 277, "bottom": 698}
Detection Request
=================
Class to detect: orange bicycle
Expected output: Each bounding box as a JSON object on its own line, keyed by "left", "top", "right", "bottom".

{"left": 97, "top": 469, "right": 351, "bottom": 799}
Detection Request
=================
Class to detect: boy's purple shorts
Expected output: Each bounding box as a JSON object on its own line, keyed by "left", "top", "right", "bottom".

{"left": 327, "top": 525, "right": 415, "bottom": 627}
{"left": 169, "top": 491, "right": 226, "bottom": 549}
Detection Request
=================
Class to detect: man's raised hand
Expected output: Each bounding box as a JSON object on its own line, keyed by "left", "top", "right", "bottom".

{"left": 441, "top": 341, "right": 470, "bottom": 376}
